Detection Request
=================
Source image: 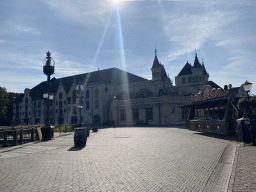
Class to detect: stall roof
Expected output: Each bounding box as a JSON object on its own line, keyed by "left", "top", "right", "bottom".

{"left": 181, "top": 96, "right": 243, "bottom": 109}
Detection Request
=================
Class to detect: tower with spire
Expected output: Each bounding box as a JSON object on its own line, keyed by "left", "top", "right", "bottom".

{"left": 175, "top": 51, "right": 209, "bottom": 95}
{"left": 151, "top": 48, "right": 168, "bottom": 81}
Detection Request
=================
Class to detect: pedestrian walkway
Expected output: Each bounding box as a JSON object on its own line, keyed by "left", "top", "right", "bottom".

{"left": 228, "top": 144, "right": 256, "bottom": 192}
{"left": 0, "top": 127, "right": 240, "bottom": 192}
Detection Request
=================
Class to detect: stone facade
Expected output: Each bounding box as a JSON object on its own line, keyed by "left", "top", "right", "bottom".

{"left": 13, "top": 51, "right": 221, "bottom": 126}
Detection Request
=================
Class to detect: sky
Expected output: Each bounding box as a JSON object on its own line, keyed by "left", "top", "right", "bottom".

{"left": 1, "top": 0, "right": 256, "bottom": 94}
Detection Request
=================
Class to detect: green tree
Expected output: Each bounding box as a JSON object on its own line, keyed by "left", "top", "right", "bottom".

{"left": 6, "top": 92, "right": 22, "bottom": 126}
{"left": 0, "top": 87, "right": 9, "bottom": 125}
{"left": 237, "top": 97, "right": 256, "bottom": 119}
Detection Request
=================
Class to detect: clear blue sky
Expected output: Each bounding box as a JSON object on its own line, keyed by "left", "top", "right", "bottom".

{"left": 1, "top": 0, "right": 255, "bottom": 94}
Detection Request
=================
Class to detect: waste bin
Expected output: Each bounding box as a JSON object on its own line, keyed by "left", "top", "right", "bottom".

{"left": 236, "top": 117, "right": 252, "bottom": 144}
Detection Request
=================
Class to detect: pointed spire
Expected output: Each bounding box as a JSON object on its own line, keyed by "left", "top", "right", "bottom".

{"left": 193, "top": 51, "right": 201, "bottom": 68}
{"left": 152, "top": 47, "right": 160, "bottom": 68}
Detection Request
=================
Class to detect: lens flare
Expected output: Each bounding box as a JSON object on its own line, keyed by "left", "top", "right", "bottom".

{"left": 115, "top": 3, "right": 132, "bottom": 124}
{"left": 84, "top": 10, "right": 113, "bottom": 85}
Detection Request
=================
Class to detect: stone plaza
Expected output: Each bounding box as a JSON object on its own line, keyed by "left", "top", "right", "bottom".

{"left": 0, "top": 126, "right": 244, "bottom": 192}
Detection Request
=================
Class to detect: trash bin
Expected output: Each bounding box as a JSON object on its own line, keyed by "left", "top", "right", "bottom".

{"left": 236, "top": 117, "right": 252, "bottom": 144}
{"left": 74, "top": 127, "right": 87, "bottom": 147}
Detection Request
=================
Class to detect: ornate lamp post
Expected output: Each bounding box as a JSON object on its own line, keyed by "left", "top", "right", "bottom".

{"left": 77, "top": 83, "right": 83, "bottom": 125}
{"left": 42, "top": 51, "right": 55, "bottom": 140}
{"left": 242, "top": 80, "right": 252, "bottom": 101}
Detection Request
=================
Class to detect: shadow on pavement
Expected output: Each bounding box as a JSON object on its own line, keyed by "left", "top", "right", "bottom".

{"left": 67, "top": 146, "right": 84, "bottom": 151}
{"left": 194, "top": 132, "right": 236, "bottom": 142}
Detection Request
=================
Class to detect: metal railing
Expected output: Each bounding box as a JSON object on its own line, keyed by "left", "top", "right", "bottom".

{"left": 0, "top": 127, "right": 39, "bottom": 147}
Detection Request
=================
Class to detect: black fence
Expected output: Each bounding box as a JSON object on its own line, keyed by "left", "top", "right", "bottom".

{"left": 0, "top": 127, "right": 39, "bottom": 147}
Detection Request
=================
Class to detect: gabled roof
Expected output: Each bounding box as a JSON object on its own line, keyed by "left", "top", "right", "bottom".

{"left": 207, "top": 81, "right": 223, "bottom": 90}
{"left": 29, "top": 68, "right": 148, "bottom": 100}
{"left": 177, "top": 62, "right": 192, "bottom": 76}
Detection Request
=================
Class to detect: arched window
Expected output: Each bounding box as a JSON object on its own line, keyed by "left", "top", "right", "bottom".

{"left": 86, "top": 101, "right": 90, "bottom": 109}
{"left": 38, "top": 101, "right": 41, "bottom": 108}
{"left": 59, "top": 92, "right": 63, "bottom": 99}
{"left": 95, "top": 100, "right": 99, "bottom": 109}
{"left": 25, "top": 98, "right": 28, "bottom": 104}
{"left": 86, "top": 90, "right": 90, "bottom": 98}
{"left": 72, "top": 90, "right": 76, "bottom": 104}
{"left": 34, "top": 102, "right": 37, "bottom": 109}
{"left": 95, "top": 89, "right": 99, "bottom": 98}
{"left": 59, "top": 101, "right": 63, "bottom": 108}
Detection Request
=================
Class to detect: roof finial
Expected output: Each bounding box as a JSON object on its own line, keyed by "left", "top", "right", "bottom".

{"left": 155, "top": 45, "right": 157, "bottom": 56}
{"left": 202, "top": 58, "right": 204, "bottom": 65}
{"left": 195, "top": 49, "right": 197, "bottom": 57}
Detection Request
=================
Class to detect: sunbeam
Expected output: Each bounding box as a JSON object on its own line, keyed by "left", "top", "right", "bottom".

{"left": 115, "top": 3, "right": 132, "bottom": 125}
{"left": 84, "top": 10, "right": 113, "bottom": 85}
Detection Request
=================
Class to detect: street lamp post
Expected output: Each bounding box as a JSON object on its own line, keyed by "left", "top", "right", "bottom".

{"left": 78, "top": 105, "right": 82, "bottom": 124}
{"left": 42, "top": 51, "right": 55, "bottom": 140}
{"left": 77, "top": 83, "right": 83, "bottom": 125}
{"left": 242, "top": 80, "right": 253, "bottom": 101}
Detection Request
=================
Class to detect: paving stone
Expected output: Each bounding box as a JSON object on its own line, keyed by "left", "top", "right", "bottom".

{"left": 0, "top": 128, "right": 236, "bottom": 191}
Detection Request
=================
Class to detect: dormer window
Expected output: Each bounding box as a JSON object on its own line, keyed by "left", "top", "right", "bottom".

{"left": 182, "top": 78, "right": 186, "bottom": 83}
{"left": 188, "top": 77, "right": 192, "bottom": 82}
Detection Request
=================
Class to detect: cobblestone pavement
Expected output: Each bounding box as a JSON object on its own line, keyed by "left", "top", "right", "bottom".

{"left": 0, "top": 127, "right": 237, "bottom": 192}
{"left": 231, "top": 145, "right": 256, "bottom": 192}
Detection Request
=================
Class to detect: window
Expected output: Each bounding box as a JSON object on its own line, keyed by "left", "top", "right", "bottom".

{"left": 56, "top": 109, "right": 58, "bottom": 113}
{"left": 59, "top": 92, "right": 63, "bottom": 99}
{"left": 188, "top": 77, "right": 192, "bottom": 82}
{"left": 105, "top": 87, "right": 108, "bottom": 93}
{"left": 59, "top": 101, "right": 63, "bottom": 108}
{"left": 157, "top": 72, "right": 160, "bottom": 77}
{"left": 182, "top": 78, "right": 186, "bottom": 83}
{"left": 59, "top": 109, "right": 63, "bottom": 116}
{"left": 86, "top": 90, "right": 90, "bottom": 98}
{"left": 120, "top": 109, "right": 126, "bottom": 121}
{"left": 196, "top": 76, "right": 198, "bottom": 82}
{"left": 34, "top": 111, "right": 37, "bottom": 117}
{"left": 95, "top": 100, "right": 99, "bottom": 109}
{"left": 200, "top": 76, "right": 202, "bottom": 81}
{"left": 38, "top": 110, "right": 41, "bottom": 117}
{"left": 64, "top": 108, "right": 66, "bottom": 113}
{"left": 95, "top": 89, "right": 99, "bottom": 98}
{"left": 132, "top": 108, "right": 139, "bottom": 120}
{"left": 181, "top": 109, "right": 189, "bottom": 120}
{"left": 146, "top": 107, "right": 153, "bottom": 120}
{"left": 56, "top": 101, "right": 58, "bottom": 106}
{"left": 72, "top": 106, "right": 76, "bottom": 114}
{"left": 25, "top": 98, "right": 28, "bottom": 104}
{"left": 64, "top": 100, "right": 66, "bottom": 105}
{"left": 72, "top": 90, "right": 76, "bottom": 104}
{"left": 38, "top": 101, "right": 41, "bottom": 108}
{"left": 86, "top": 101, "right": 90, "bottom": 109}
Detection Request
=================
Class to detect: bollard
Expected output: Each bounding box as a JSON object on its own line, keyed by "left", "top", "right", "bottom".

{"left": 4, "top": 129, "right": 7, "bottom": 147}
{"left": 20, "top": 128, "right": 23, "bottom": 145}
{"left": 13, "top": 129, "right": 18, "bottom": 146}
{"left": 31, "top": 128, "right": 34, "bottom": 142}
